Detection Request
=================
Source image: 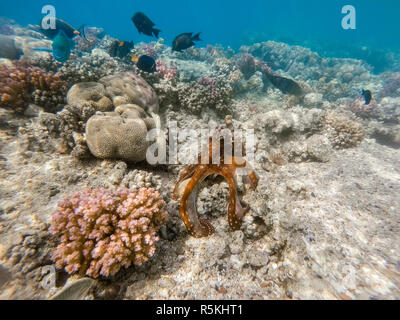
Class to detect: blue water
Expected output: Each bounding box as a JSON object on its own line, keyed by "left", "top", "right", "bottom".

{"left": 1, "top": 0, "right": 400, "bottom": 58}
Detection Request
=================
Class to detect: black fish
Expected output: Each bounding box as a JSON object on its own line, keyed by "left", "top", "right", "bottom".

{"left": 136, "top": 55, "right": 157, "bottom": 73}
{"left": 34, "top": 18, "right": 86, "bottom": 40}
{"left": 361, "top": 89, "right": 372, "bottom": 105}
{"left": 131, "top": 12, "right": 161, "bottom": 38}
{"left": 264, "top": 72, "right": 303, "bottom": 96}
{"left": 172, "top": 32, "right": 202, "bottom": 52}
{"left": 109, "top": 40, "right": 134, "bottom": 58}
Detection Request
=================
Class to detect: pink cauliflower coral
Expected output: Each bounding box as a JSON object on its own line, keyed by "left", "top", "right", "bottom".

{"left": 50, "top": 187, "right": 168, "bottom": 278}
{"left": 156, "top": 60, "right": 178, "bottom": 81}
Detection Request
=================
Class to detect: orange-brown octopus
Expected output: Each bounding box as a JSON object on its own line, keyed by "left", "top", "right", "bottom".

{"left": 173, "top": 130, "right": 258, "bottom": 238}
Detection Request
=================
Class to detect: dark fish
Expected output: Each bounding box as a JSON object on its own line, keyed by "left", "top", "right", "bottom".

{"left": 172, "top": 32, "right": 202, "bottom": 52}
{"left": 136, "top": 55, "right": 157, "bottom": 73}
{"left": 361, "top": 89, "right": 372, "bottom": 105}
{"left": 52, "top": 30, "right": 75, "bottom": 62}
{"left": 33, "top": 18, "right": 86, "bottom": 40}
{"left": 265, "top": 73, "right": 303, "bottom": 96}
{"left": 109, "top": 40, "right": 134, "bottom": 58}
{"left": 131, "top": 12, "right": 161, "bottom": 38}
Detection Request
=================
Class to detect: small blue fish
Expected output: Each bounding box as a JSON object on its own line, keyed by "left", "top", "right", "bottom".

{"left": 33, "top": 30, "right": 75, "bottom": 62}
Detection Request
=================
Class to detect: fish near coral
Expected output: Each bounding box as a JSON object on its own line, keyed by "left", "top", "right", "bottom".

{"left": 173, "top": 130, "right": 258, "bottom": 238}
{"left": 136, "top": 55, "right": 157, "bottom": 73}
{"left": 109, "top": 40, "right": 134, "bottom": 58}
{"left": 33, "top": 17, "right": 87, "bottom": 40}
{"left": 361, "top": 89, "right": 372, "bottom": 105}
{"left": 33, "top": 30, "right": 75, "bottom": 62}
{"left": 131, "top": 12, "right": 161, "bottom": 38}
{"left": 52, "top": 30, "right": 75, "bottom": 62}
{"left": 265, "top": 72, "right": 303, "bottom": 96}
{"left": 172, "top": 32, "right": 202, "bottom": 52}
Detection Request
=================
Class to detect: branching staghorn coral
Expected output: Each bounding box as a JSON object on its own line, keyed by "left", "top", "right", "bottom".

{"left": 0, "top": 61, "right": 68, "bottom": 113}
{"left": 50, "top": 187, "right": 168, "bottom": 278}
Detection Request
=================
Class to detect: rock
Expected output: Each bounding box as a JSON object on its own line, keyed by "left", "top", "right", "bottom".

{"left": 247, "top": 249, "right": 269, "bottom": 267}
{"left": 23, "top": 104, "right": 44, "bottom": 117}
{"left": 228, "top": 231, "right": 245, "bottom": 254}
{"left": 369, "top": 122, "right": 400, "bottom": 148}
{"left": 262, "top": 110, "right": 296, "bottom": 134}
{"left": 286, "top": 179, "right": 306, "bottom": 194}
{"left": 99, "top": 72, "right": 159, "bottom": 113}
{"left": 306, "top": 134, "right": 333, "bottom": 162}
{"left": 230, "top": 254, "right": 246, "bottom": 271}
{"left": 0, "top": 35, "right": 23, "bottom": 60}
{"left": 186, "top": 236, "right": 228, "bottom": 269}
{"left": 66, "top": 82, "right": 113, "bottom": 112}
{"left": 50, "top": 278, "right": 95, "bottom": 300}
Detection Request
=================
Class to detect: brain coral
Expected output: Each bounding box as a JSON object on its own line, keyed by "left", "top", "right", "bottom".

{"left": 85, "top": 104, "right": 156, "bottom": 162}
{"left": 99, "top": 72, "right": 159, "bottom": 113}
{"left": 50, "top": 187, "right": 168, "bottom": 278}
{"left": 66, "top": 82, "right": 113, "bottom": 112}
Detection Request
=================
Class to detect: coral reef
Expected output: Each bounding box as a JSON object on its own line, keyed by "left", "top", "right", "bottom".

{"left": 1, "top": 21, "right": 400, "bottom": 300}
{"left": 50, "top": 187, "right": 168, "bottom": 278}
{"left": 39, "top": 103, "right": 97, "bottom": 153}
{"left": 177, "top": 79, "right": 233, "bottom": 114}
{"left": 30, "top": 49, "right": 131, "bottom": 84}
{"left": 155, "top": 60, "right": 178, "bottom": 81}
{"left": 244, "top": 41, "right": 376, "bottom": 101}
{"left": 367, "top": 121, "right": 400, "bottom": 148}
{"left": 236, "top": 53, "right": 256, "bottom": 80}
{"left": 378, "top": 72, "right": 400, "bottom": 98}
{"left": 0, "top": 61, "right": 68, "bottom": 113}
{"left": 134, "top": 41, "right": 165, "bottom": 59}
{"left": 345, "top": 98, "right": 378, "bottom": 119}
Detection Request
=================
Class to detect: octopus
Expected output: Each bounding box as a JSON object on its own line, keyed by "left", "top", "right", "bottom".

{"left": 173, "top": 130, "right": 259, "bottom": 238}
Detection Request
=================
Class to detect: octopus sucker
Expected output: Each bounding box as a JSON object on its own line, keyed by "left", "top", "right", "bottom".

{"left": 173, "top": 129, "right": 258, "bottom": 238}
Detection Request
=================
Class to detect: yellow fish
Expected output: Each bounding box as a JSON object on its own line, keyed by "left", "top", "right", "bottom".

{"left": 131, "top": 54, "right": 139, "bottom": 63}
